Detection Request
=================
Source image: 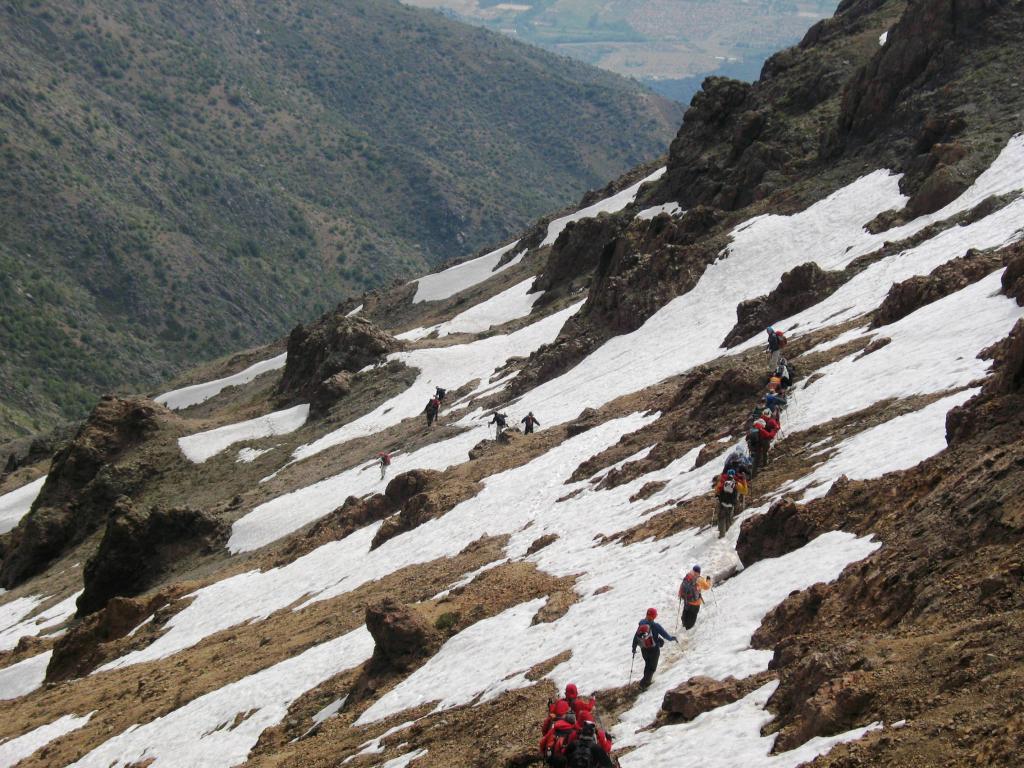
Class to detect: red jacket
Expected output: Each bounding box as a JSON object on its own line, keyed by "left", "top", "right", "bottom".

{"left": 541, "top": 696, "right": 594, "bottom": 733}
{"left": 539, "top": 718, "right": 577, "bottom": 757}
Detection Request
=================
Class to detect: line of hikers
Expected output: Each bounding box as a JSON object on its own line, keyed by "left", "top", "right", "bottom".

{"left": 539, "top": 329, "right": 801, "bottom": 764}
{"left": 710, "top": 328, "right": 796, "bottom": 537}
{"left": 489, "top": 410, "right": 540, "bottom": 439}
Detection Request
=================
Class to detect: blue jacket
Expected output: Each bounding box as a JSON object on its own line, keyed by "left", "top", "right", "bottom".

{"left": 632, "top": 618, "right": 674, "bottom": 652}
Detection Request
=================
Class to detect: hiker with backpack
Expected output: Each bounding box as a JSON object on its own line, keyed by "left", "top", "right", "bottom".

{"left": 521, "top": 411, "right": 541, "bottom": 435}
{"left": 631, "top": 607, "right": 676, "bottom": 687}
{"left": 541, "top": 683, "right": 595, "bottom": 735}
{"left": 679, "top": 565, "right": 712, "bottom": 630}
{"left": 749, "top": 417, "right": 776, "bottom": 471}
{"left": 713, "top": 469, "right": 742, "bottom": 537}
{"left": 570, "top": 713, "right": 614, "bottom": 768}
{"left": 539, "top": 699, "right": 577, "bottom": 767}
{"left": 377, "top": 451, "right": 391, "bottom": 481}
{"left": 489, "top": 411, "right": 508, "bottom": 439}
{"left": 424, "top": 397, "right": 440, "bottom": 427}
{"left": 434, "top": 386, "right": 447, "bottom": 402}
{"left": 776, "top": 359, "right": 793, "bottom": 390}
{"left": 766, "top": 327, "right": 787, "bottom": 371}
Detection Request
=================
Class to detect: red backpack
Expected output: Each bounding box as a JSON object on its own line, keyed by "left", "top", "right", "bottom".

{"left": 548, "top": 723, "right": 576, "bottom": 758}
{"left": 775, "top": 330, "right": 788, "bottom": 348}
{"left": 636, "top": 621, "right": 655, "bottom": 649}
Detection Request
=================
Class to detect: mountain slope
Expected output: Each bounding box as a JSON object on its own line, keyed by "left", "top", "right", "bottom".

{"left": 1, "top": 0, "right": 1023, "bottom": 766}
{"left": 0, "top": 0, "right": 681, "bottom": 438}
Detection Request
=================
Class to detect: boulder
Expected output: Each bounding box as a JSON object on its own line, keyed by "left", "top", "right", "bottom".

{"left": 47, "top": 592, "right": 174, "bottom": 681}
{"left": 365, "top": 598, "right": 442, "bottom": 672}
{"left": 77, "top": 498, "right": 229, "bottom": 615}
{"left": 663, "top": 674, "right": 769, "bottom": 721}
{"left": 872, "top": 248, "right": 1004, "bottom": 327}
{"left": 736, "top": 497, "right": 821, "bottom": 567}
{"left": 0, "top": 397, "right": 169, "bottom": 588}
{"left": 723, "top": 263, "right": 846, "bottom": 347}
{"left": 276, "top": 312, "right": 399, "bottom": 404}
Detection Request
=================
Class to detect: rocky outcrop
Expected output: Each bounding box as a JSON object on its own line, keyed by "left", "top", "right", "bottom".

{"left": 0, "top": 397, "right": 169, "bottom": 588}
{"left": 662, "top": 672, "right": 774, "bottom": 721}
{"left": 736, "top": 497, "right": 823, "bottom": 566}
{"left": 871, "top": 248, "right": 1004, "bottom": 327}
{"left": 47, "top": 592, "right": 176, "bottom": 681}
{"left": 77, "top": 498, "right": 228, "bottom": 615}
{"left": 724, "top": 263, "right": 847, "bottom": 347}
{"left": 365, "top": 598, "right": 442, "bottom": 672}
{"left": 530, "top": 212, "right": 629, "bottom": 306}
{"left": 1001, "top": 243, "right": 1024, "bottom": 305}
{"left": 275, "top": 312, "right": 399, "bottom": 408}
{"left": 2, "top": 423, "right": 75, "bottom": 479}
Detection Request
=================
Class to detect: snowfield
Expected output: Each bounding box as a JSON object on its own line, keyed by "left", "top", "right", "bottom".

{"left": 3, "top": 134, "right": 1023, "bottom": 767}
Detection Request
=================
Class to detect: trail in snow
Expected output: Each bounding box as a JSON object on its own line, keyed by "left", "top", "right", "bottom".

{"left": 289, "top": 301, "right": 582, "bottom": 464}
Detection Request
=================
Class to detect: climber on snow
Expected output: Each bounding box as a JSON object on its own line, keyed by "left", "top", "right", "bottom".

{"left": 522, "top": 411, "right": 541, "bottom": 434}
{"left": 489, "top": 411, "right": 508, "bottom": 439}
{"left": 713, "top": 469, "right": 744, "bottom": 537}
{"left": 632, "top": 607, "right": 676, "bottom": 687}
{"left": 434, "top": 386, "right": 447, "bottom": 402}
{"left": 424, "top": 396, "right": 440, "bottom": 427}
{"left": 679, "top": 565, "right": 712, "bottom": 630}
{"left": 541, "top": 683, "right": 595, "bottom": 734}
{"left": 573, "top": 712, "right": 614, "bottom": 767}
{"left": 766, "top": 327, "right": 787, "bottom": 371}
{"left": 377, "top": 451, "right": 391, "bottom": 481}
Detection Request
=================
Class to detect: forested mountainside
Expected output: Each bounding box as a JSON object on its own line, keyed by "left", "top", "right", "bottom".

{"left": 1, "top": 0, "right": 1023, "bottom": 766}
{"left": 0, "top": 0, "right": 681, "bottom": 439}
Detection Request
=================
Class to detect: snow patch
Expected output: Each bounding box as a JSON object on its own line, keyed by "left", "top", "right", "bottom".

{"left": 0, "top": 650, "right": 52, "bottom": 701}
{"left": 178, "top": 404, "right": 310, "bottom": 464}
{"left": 157, "top": 354, "right": 287, "bottom": 411}
{"left": 0, "top": 712, "right": 93, "bottom": 768}
{"left": 412, "top": 241, "right": 521, "bottom": 303}
{"left": 0, "top": 475, "right": 46, "bottom": 535}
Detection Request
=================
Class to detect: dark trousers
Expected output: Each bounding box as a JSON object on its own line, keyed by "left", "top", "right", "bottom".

{"left": 524, "top": 423, "right": 534, "bottom": 434}
{"left": 682, "top": 603, "right": 700, "bottom": 630}
{"left": 640, "top": 646, "right": 660, "bottom": 683}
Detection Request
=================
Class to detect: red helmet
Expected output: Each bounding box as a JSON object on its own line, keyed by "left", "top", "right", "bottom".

{"left": 554, "top": 700, "right": 570, "bottom": 716}
{"left": 646, "top": 607, "right": 658, "bottom": 619}
{"left": 565, "top": 683, "right": 578, "bottom": 698}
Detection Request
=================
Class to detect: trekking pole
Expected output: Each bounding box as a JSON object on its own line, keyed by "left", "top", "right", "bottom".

{"left": 628, "top": 653, "right": 636, "bottom": 686}
{"left": 674, "top": 595, "right": 682, "bottom": 634}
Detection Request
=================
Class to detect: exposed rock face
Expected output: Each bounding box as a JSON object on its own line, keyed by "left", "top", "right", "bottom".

{"left": 662, "top": 673, "right": 773, "bottom": 721}
{"left": 1001, "top": 243, "right": 1024, "bottom": 305}
{"left": 47, "top": 592, "right": 174, "bottom": 682}
{"left": 0, "top": 397, "right": 169, "bottom": 588}
{"left": 871, "top": 248, "right": 1004, "bottom": 327}
{"left": 736, "top": 497, "right": 823, "bottom": 566}
{"left": 276, "top": 312, "right": 399, "bottom": 407}
{"left": 724, "top": 263, "right": 847, "bottom": 347}
{"left": 531, "top": 213, "right": 629, "bottom": 306}
{"left": 365, "top": 598, "right": 442, "bottom": 672}
{"left": 77, "top": 498, "right": 229, "bottom": 616}
{"left": 2, "top": 424, "right": 75, "bottom": 478}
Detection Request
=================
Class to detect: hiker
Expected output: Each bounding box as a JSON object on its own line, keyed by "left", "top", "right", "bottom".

{"left": 748, "top": 396, "right": 768, "bottom": 429}
{"left": 424, "top": 397, "right": 440, "bottom": 427}
{"left": 714, "top": 469, "right": 741, "bottom": 537}
{"left": 723, "top": 445, "right": 753, "bottom": 479}
{"left": 539, "top": 699, "right": 577, "bottom": 767}
{"left": 749, "top": 417, "right": 775, "bottom": 470}
{"left": 489, "top": 411, "right": 508, "bottom": 439}
{"left": 631, "top": 607, "right": 675, "bottom": 686}
{"left": 762, "top": 408, "right": 781, "bottom": 434}
{"left": 776, "top": 359, "right": 793, "bottom": 390}
{"left": 377, "top": 451, "right": 391, "bottom": 481}
{"left": 435, "top": 386, "right": 447, "bottom": 402}
{"left": 765, "top": 390, "right": 787, "bottom": 416}
{"left": 570, "top": 713, "right": 614, "bottom": 767}
{"left": 679, "top": 565, "right": 712, "bottom": 630}
{"left": 522, "top": 411, "right": 541, "bottom": 435}
{"left": 541, "top": 683, "right": 594, "bottom": 734}
{"left": 766, "top": 327, "right": 787, "bottom": 371}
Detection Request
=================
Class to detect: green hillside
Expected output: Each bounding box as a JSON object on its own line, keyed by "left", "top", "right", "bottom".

{"left": 0, "top": 0, "right": 681, "bottom": 438}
